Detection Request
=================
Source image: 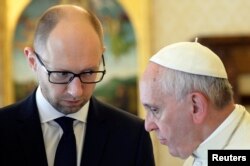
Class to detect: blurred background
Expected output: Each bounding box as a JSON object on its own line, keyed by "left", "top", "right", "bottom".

{"left": 2, "top": 0, "right": 250, "bottom": 165}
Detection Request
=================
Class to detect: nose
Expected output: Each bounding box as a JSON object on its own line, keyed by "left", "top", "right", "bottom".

{"left": 67, "top": 77, "right": 83, "bottom": 98}
{"left": 144, "top": 113, "right": 158, "bottom": 132}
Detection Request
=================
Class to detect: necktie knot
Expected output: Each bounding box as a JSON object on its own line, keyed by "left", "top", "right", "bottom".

{"left": 55, "top": 117, "right": 75, "bottom": 134}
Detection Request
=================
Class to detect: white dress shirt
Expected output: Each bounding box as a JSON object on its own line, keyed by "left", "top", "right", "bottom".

{"left": 183, "top": 104, "right": 250, "bottom": 166}
{"left": 36, "top": 86, "right": 89, "bottom": 166}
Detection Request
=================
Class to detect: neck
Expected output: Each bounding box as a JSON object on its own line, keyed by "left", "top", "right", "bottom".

{"left": 200, "top": 101, "right": 235, "bottom": 142}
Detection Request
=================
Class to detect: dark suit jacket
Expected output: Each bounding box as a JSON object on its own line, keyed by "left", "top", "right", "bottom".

{"left": 0, "top": 90, "right": 155, "bottom": 166}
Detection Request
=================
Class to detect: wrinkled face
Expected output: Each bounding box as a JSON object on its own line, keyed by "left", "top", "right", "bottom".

{"left": 27, "top": 19, "right": 104, "bottom": 114}
{"left": 139, "top": 63, "right": 196, "bottom": 159}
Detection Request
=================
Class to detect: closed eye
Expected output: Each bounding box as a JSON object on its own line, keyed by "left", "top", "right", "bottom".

{"left": 150, "top": 107, "right": 158, "bottom": 113}
{"left": 60, "top": 72, "right": 71, "bottom": 76}
{"left": 53, "top": 71, "right": 72, "bottom": 78}
{"left": 143, "top": 104, "right": 162, "bottom": 119}
{"left": 144, "top": 104, "right": 159, "bottom": 114}
{"left": 81, "top": 71, "right": 94, "bottom": 75}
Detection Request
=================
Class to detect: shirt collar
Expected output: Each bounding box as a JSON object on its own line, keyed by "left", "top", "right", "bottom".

{"left": 36, "top": 86, "right": 89, "bottom": 123}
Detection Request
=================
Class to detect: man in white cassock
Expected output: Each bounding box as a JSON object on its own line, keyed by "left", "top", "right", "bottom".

{"left": 139, "top": 41, "right": 250, "bottom": 166}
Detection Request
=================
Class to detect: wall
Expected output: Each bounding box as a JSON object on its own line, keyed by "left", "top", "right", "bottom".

{"left": 152, "top": 0, "right": 250, "bottom": 51}
{"left": 0, "top": 0, "right": 6, "bottom": 106}
{"left": 0, "top": 0, "right": 30, "bottom": 106}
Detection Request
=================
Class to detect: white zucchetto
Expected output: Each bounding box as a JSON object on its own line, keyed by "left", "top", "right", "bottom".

{"left": 150, "top": 42, "right": 228, "bottom": 79}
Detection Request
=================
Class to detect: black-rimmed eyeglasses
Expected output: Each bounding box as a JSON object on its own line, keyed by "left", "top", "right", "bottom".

{"left": 34, "top": 51, "right": 106, "bottom": 84}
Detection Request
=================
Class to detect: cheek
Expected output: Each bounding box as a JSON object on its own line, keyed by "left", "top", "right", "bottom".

{"left": 37, "top": 69, "right": 50, "bottom": 89}
{"left": 39, "top": 78, "right": 64, "bottom": 98}
{"left": 50, "top": 86, "right": 64, "bottom": 97}
{"left": 89, "top": 84, "right": 96, "bottom": 90}
{"left": 158, "top": 122, "right": 169, "bottom": 137}
{"left": 83, "top": 84, "right": 96, "bottom": 94}
{"left": 158, "top": 106, "right": 187, "bottom": 137}
{"left": 168, "top": 110, "right": 192, "bottom": 142}
{"left": 157, "top": 112, "right": 172, "bottom": 136}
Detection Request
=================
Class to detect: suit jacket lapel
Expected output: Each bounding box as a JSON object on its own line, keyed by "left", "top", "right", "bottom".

{"left": 17, "top": 91, "right": 48, "bottom": 166}
{"left": 80, "top": 97, "right": 111, "bottom": 166}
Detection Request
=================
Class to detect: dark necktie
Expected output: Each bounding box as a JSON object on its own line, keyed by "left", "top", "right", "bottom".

{"left": 54, "top": 117, "right": 77, "bottom": 166}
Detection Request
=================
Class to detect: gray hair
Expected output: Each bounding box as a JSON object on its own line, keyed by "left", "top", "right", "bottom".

{"left": 33, "top": 5, "right": 103, "bottom": 52}
{"left": 159, "top": 67, "right": 234, "bottom": 109}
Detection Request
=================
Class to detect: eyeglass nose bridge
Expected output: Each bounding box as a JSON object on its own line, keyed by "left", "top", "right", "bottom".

{"left": 68, "top": 73, "right": 83, "bottom": 84}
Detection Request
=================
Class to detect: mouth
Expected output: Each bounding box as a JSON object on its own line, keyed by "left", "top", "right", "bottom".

{"left": 63, "top": 99, "right": 82, "bottom": 106}
{"left": 158, "top": 138, "right": 168, "bottom": 145}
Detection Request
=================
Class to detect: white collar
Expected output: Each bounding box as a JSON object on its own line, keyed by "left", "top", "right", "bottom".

{"left": 192, "top": 105, "right": 246, "bottom": 160}
{"left": 36, "top": 86, "right": 89, "bottom": 123}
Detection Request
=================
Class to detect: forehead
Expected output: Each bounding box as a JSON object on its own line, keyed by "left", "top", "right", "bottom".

{"left": 140, "top": 62, "right": 165, "bottom": 88}
{"left": 46, "top": 19, "right": 102, "bottom": 58}
{"left": 140, "top": 63, "right": 166, "bottom": 103}
{"left": 48, "top": 19, "right": 101, "bottom": 49}
{"left": 42, "top": 21, "right": 103, "bottom": 72}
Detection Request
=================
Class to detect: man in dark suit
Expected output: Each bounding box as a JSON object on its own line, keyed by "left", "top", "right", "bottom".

{"left": 0, "top": 4, "right": 155, "bottom": 166}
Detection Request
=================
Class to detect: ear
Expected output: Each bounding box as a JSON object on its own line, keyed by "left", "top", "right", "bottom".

{"left": 24, "top": 47, "right": 37, "bottom": 71}
{"left": 190, "top": 92, "right": 208, "bottom": 124}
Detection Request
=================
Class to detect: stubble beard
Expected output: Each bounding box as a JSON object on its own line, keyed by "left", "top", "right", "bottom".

{"left": 52, "top": 100, "right": 85, "bottom": 114}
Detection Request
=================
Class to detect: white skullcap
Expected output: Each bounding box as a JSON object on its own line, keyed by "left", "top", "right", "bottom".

{"left": 150, "top": 42, "right": 228, "bottom": 79}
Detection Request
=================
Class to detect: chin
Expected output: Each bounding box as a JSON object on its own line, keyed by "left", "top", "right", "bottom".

{"left": 168, "top": 147, "right": 190, "bottom": 159}
{"left": 56, "top": 106, "right": 81, "bottom": 114}
{"left": 171, "top": 151, "right": 190, "bottom": 159}
{"left": 65, "top": 108, "right": 81, "bottom": 114}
